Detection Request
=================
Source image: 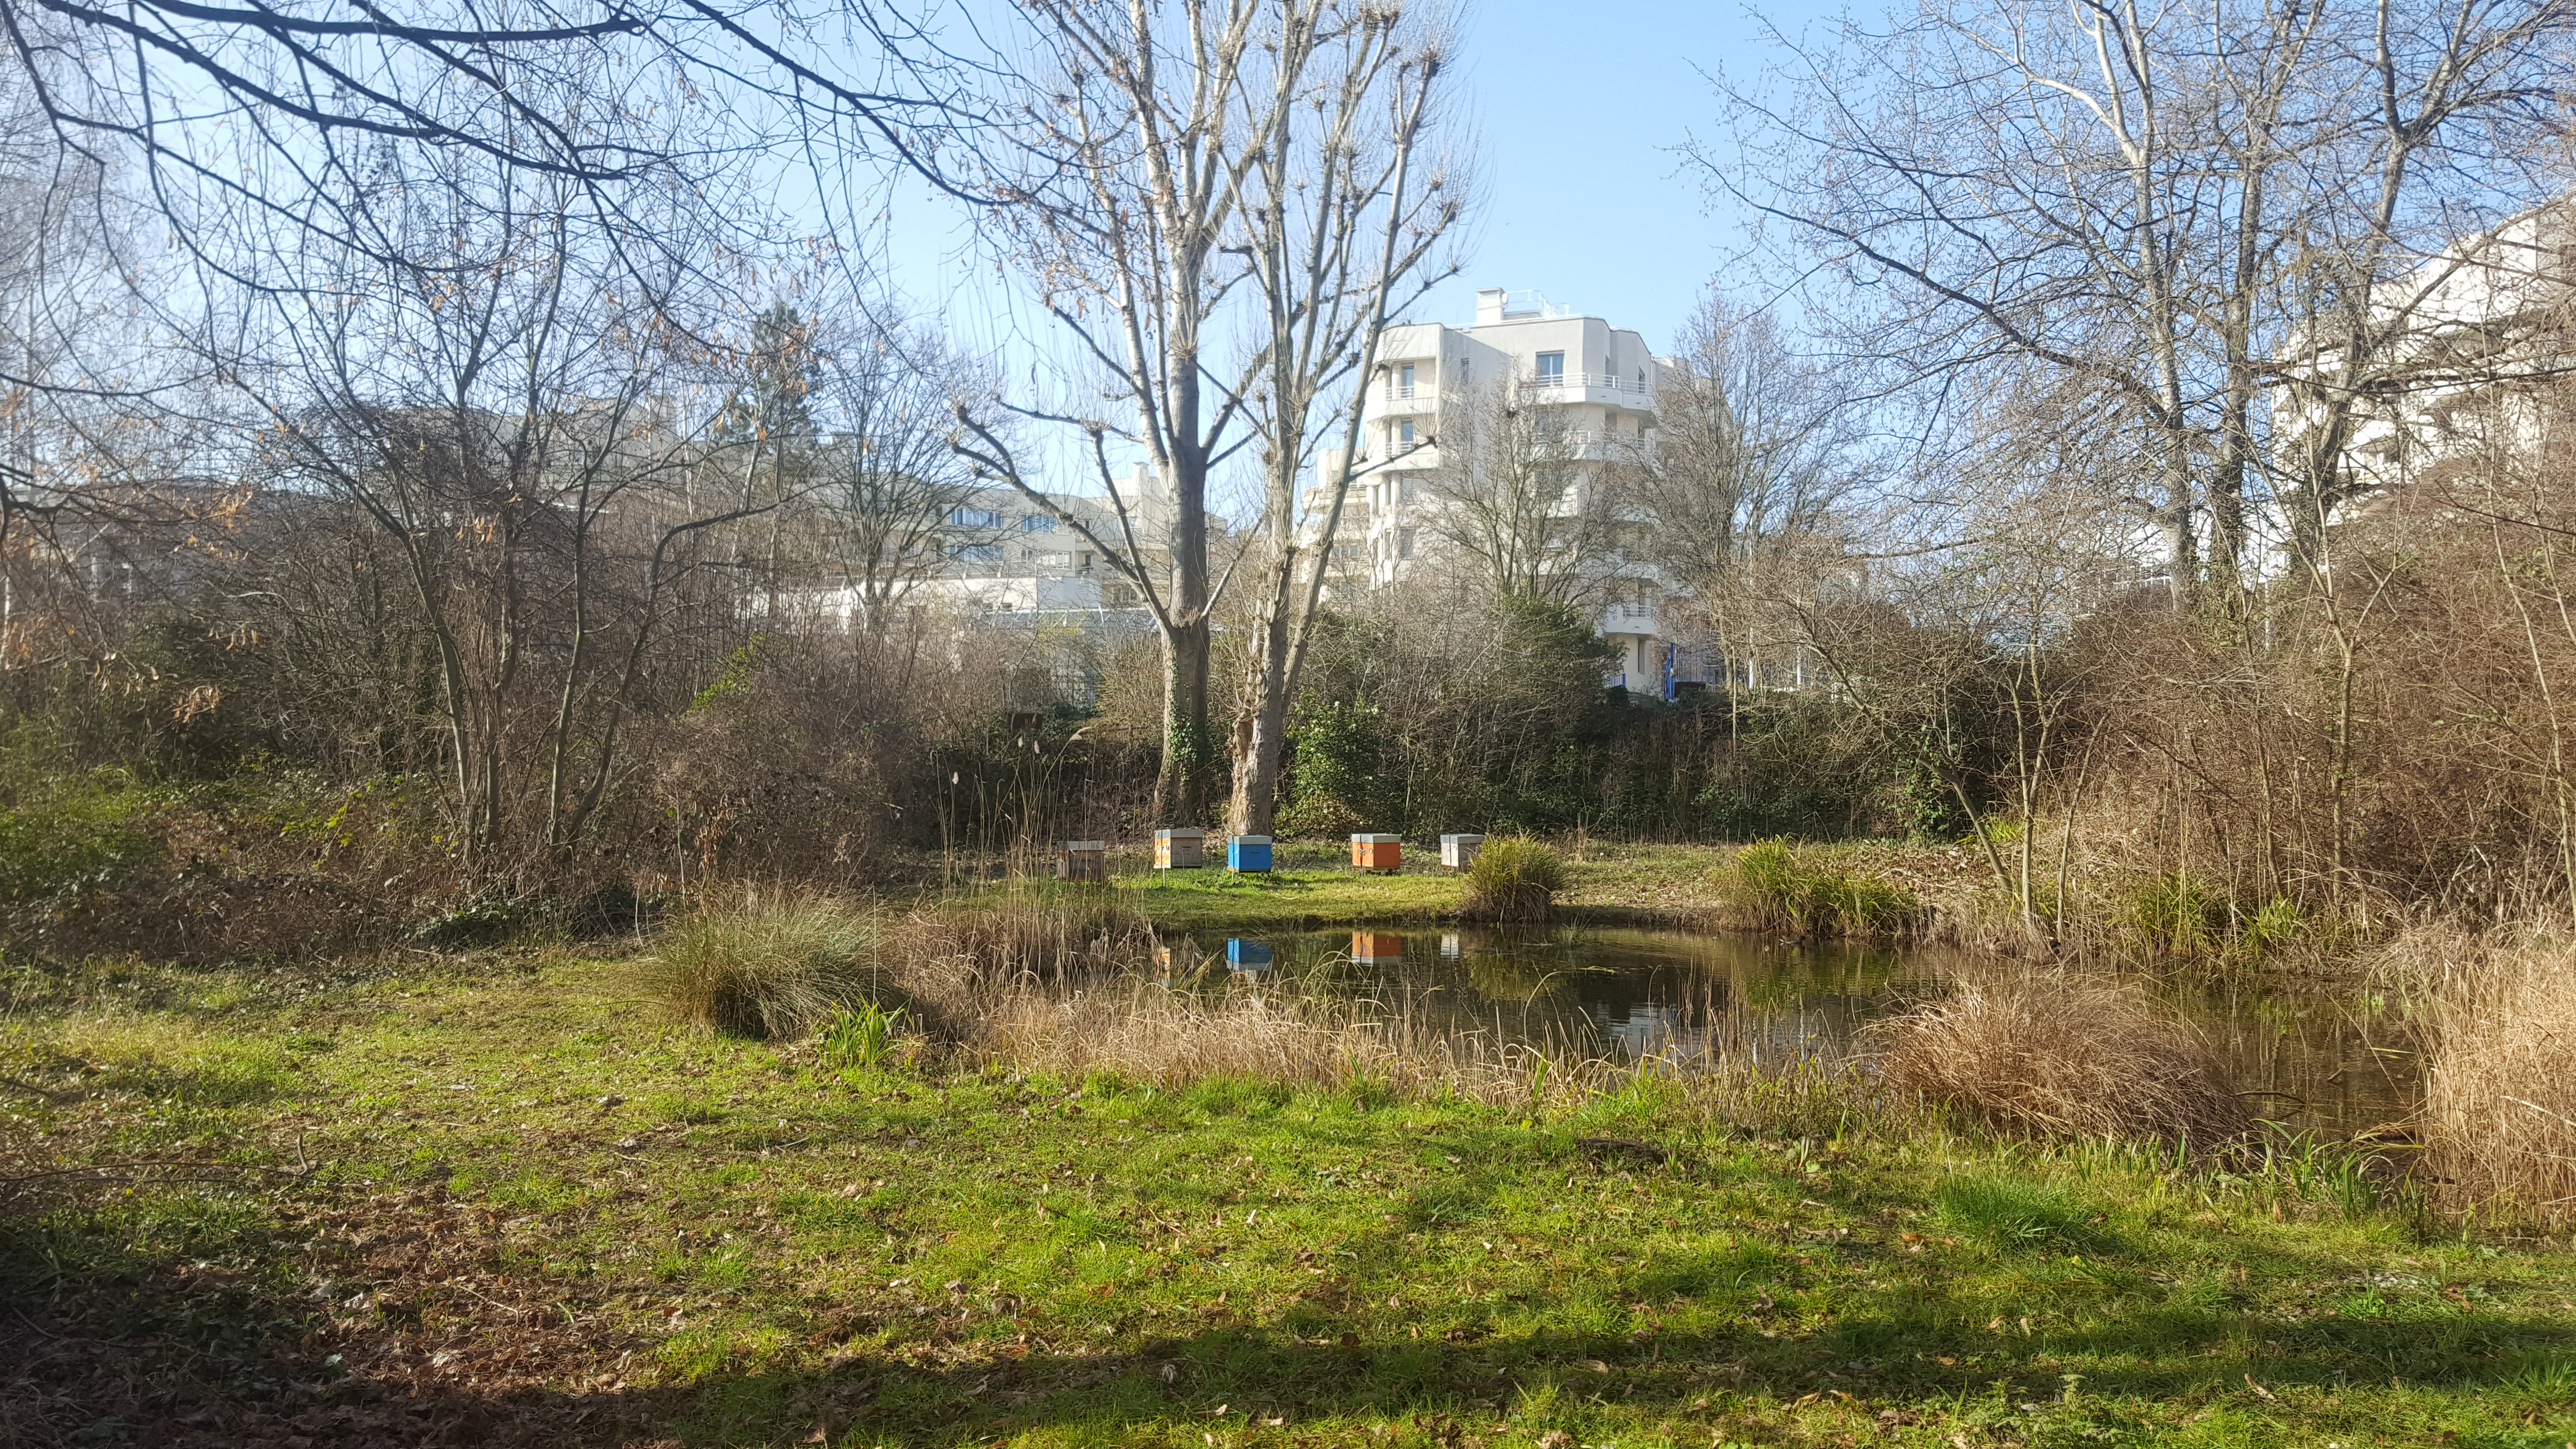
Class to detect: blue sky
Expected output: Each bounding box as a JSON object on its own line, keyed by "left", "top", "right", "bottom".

{"left": 875, "top": 0, "right": 1835, "bottom": 360}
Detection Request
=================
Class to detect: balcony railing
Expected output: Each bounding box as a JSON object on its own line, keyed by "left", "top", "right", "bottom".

{"left": 1522, "top": 371, "right": 1651, "bottom": 395}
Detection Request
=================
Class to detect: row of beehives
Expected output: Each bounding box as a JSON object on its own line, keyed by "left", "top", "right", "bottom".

{"left": 1052, "top": 830, "right": 1486, "bottom": 882}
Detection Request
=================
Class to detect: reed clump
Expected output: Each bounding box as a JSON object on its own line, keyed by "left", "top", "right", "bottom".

{"left": 2415, "top": 932, "right": 2576, "bottom": 1222}
{"left": 639, "top": 887, "right": 872, "bottom": 1038}
{"left": 1869, "top": 968, "right": 2248, "bottom": 1146}
{"left": 1460, "top": 837, "right": 1566, "bottom": 922}
{"left": 1723, "top": 838, "right": 1922, "bottom": 939}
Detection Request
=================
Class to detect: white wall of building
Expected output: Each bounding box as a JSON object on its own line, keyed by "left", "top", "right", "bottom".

{"left": 1310, "top": 288, "right": 1693, "bottom": 692}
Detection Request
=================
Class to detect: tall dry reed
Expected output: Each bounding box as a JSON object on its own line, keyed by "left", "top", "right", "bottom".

{"left": 1869, "top": 968, "right": 2249, "bottom": 1145}
{"left": 2413, "top": 931, "right": 2576, "bottom": 1221}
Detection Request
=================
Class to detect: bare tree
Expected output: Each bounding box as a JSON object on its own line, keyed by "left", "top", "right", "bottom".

{"left": 233, "top": 101, "right": 775, "bottom": 880}
{"left": 955, "top": 0, "right": 1342, "bottom": 819}
{"left": 1420, "top": 372, "right": 1624, "bottom": 606}
{"left": 1702, "top": 0, "right": 2571, "bottom": 606}
{"left": 1632, "top": 293, "right": 1855, "bottom": 680}
{"left": 1224, "top": 0, "right": 1462, "bottom": 836}
{"left": 811, "top": 312, "right": 976, "bottom": 644}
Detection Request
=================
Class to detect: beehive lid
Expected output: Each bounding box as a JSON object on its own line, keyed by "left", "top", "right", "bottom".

{"left": 1156, "top": 827, "right": 1206, "bottom": 839}
{"left": 1441, "top": 833, "right": 1486, "bottom": 844}
{"left": 1231, "top": 835, "right": 1272, "bottom": 846}
{"left": 1352, "top": 834, "right": 1402, "bottom": 843}
{"left": 1062, "top": 840, "right": 1107, "bottom": 852}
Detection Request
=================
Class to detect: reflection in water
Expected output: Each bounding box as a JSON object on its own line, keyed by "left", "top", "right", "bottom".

{"left": 1187, "top": 924, "right": 2418, "bottom": 1135}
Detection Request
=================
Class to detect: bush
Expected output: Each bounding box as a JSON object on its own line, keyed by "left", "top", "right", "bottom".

{"left": 1721, "top": 838, "right": 1920, "bottom": 938}
{"left": 1460, "top": 837, "right": 1566, "bottom": 922}
{"left": 1869, "top": 968, "right": 2249, "bottom": 1147}
{"left": 639, "top": 890, "right": 871, "bottom": 1039}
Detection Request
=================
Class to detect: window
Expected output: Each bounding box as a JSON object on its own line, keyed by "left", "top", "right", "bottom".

{"left": 1636, "top": 368, "right": 1646, "bottom": 390}
{"left": 1399, "top": 478, "right": 1417, "bottom": 503}
{"left": 949, "top": 505, "right": 1000, "bottom": 528}
{"left": 1397, "top": 363, "right": 1416, "bottom": 397}
{"left": 1021, "top": 514, "right": 1056, "bottom": 531}
{"left": 1398, "top": 529, "right": 1416, "bottom": 560}
{"left": 949, "top": 542, "right": 1001, "bottom": 562}
{"left": 1458, "top": 356, "right": 1470, "bottom": 387}
{"left": 1535, "top": 351, "right": 1564, "bottom": 384}
{"left": 1397, "top": 419, "right": 1416, "bottom": 447}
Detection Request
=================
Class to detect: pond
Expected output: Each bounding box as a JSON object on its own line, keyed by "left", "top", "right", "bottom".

{"left": 1158, "top": 922, "right": 2420, "bottom": 1137}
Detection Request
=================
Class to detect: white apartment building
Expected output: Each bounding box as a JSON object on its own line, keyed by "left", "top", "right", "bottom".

{"left": 801, "top": 463, "right": 1176, "bottom": 627}
{"left": 2276, "top": 198, "right": 2574, "bottom": 510}
{"left": 1314, "top": 288, "right": 1691, "bottom": 692}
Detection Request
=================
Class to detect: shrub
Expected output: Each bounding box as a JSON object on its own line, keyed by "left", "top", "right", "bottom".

{"left": 639, "top": 889, "right": 871, "bottom": 1039}
{"left": 2421, "top": 937, "right": 2576, "bottom": 1221}
{"left": 1460, "top": 837, "right": 1566, "bottom": 922}
{"left": 1721, "top": 838, "right": 1920, "bottom": 938}
{"left": 1869, "top": 968, "right": 2249, "bottom": 1146}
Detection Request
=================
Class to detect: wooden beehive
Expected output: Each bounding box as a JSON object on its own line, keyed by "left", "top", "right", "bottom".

{"left": 1351, "top": 833, "right": 1402, "bottom": 873}
{"left": 1055, "top": 840, "right": 1107, "bottom": 884}
{"left": 1154, "top": 827, "right": 1206, "bottom": 870}
{"left": 1440, "top": 833, "right": 1486, "bottom": 869}
{"left": 1227, "top": 835, "right": 1273, "bottom": 872}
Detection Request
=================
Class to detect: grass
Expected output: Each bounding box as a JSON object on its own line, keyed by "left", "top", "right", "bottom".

{"left": 2416, "top": 932, "right": 2576, "bottom": 1223}
{"left": 1721, "top": 840, "right": 1924, "bottom": 940}
{"left": 1870, "top": 968, "right": 2251, "bottom": 1147}
{"left": 3, "top": 948, "right": 2573, "bottom": 1448}
{"left": 1459, "top": 839, "right": 1565, "bottom": 924}
{"left": 1108, "top": 863, "right": 1464, "bottom": 931}
{"left": 644, "top": 888, "right": 877, "bottom": 1038}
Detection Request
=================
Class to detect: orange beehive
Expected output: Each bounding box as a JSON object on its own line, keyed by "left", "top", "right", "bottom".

{"left": 1351, "top": 833, "right": 1401, "bottom": 873}
{"left": 1351, "top": 931, "right": 1403, "bottom": 963}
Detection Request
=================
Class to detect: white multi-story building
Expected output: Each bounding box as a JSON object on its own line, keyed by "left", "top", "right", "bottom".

{"left": 2276, "top": 198, "right": 2575, "bottom": 511}
{"left": 1313, "top": 288, "right": 1691, "bottom": 692}
{"left": 801, "top": 462, "right": 1177, "bottom": 628}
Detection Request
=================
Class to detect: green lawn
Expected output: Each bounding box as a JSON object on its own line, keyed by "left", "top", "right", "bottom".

{"left": 1069, "top": 840, "right": 1755, "bottom": 930}
{"left": 1107, "top": 862, "right": 1464, "bottom": 930}
{"left": 3, "top": 950, "right": 2571, "bottom": 1448}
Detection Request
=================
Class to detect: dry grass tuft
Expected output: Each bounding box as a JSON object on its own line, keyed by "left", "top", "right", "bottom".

{"left": 2415, "top": 932, "right": 2576, "bottom": 1222}
{"left": 1870, "top": 968, "right": 2249, "bottom": 1146}
{"left": 638, "top": 887, "right": 872, "bottom": 1038}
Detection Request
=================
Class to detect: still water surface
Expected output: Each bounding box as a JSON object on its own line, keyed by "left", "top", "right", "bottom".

{"left": 1165, "top": 922, "right": 2419, "bottom": 1136}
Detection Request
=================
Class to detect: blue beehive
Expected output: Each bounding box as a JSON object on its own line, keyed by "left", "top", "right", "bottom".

{"left": 1227, "top": 834, "right": 1273, "bottom": 872}
{"left": 1225, "top": 938, "right": 1274, "bottom": 967}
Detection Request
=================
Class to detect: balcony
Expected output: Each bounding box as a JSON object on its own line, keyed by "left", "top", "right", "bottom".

{"left": 1379, "top": 385, "right": 1438, "bottom": 413}
{"left": 1520, "top": 371, "right": 1655, "bottom": 406}
{"left": 1601, "top": 602, "right": 1658, "bottom": 635}
{"left": 1555, "top": 428, "right": 1653, "bottom": 457}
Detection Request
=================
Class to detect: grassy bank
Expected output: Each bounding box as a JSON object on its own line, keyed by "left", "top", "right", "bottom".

{"left": 3, "top": 950, "right": 2571, "bottom": 1448}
